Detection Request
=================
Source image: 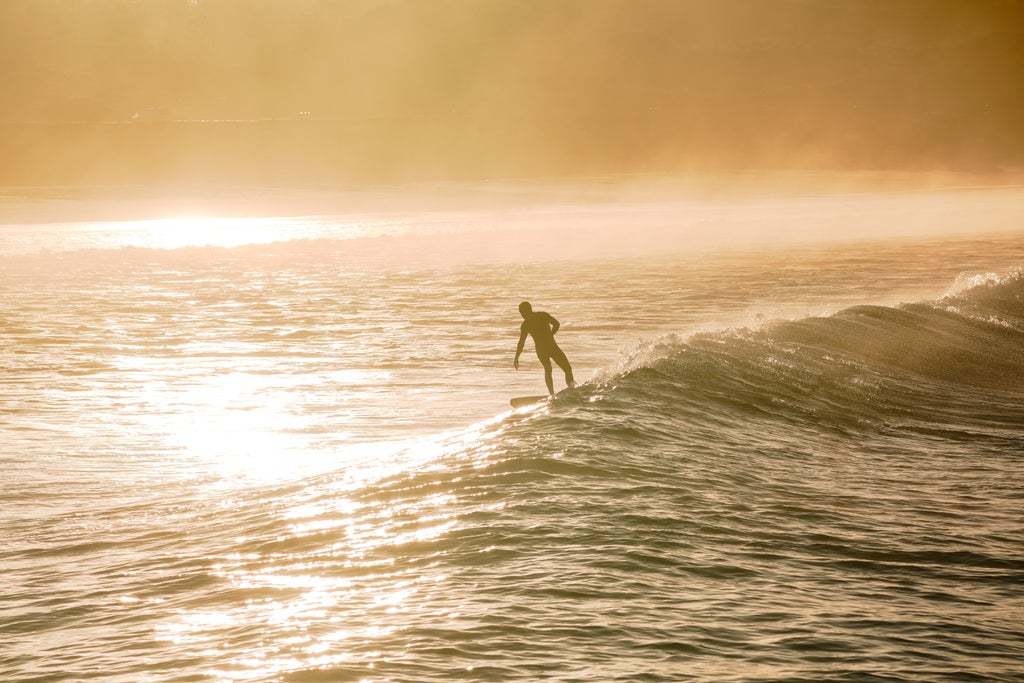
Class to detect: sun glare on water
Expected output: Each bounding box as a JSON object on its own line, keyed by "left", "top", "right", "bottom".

{"left": 113, "top": 216, "right": 300, "bottom": 250}
{"left": 131, "top": 367, "right": 409, "bottom": 485}
{"left": 145, "top": 393, "right": 508, "bottom": 680}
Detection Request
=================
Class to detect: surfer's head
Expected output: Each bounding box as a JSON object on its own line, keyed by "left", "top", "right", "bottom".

{"left": 519, "top": 301, "right": 532, "bottom": 317}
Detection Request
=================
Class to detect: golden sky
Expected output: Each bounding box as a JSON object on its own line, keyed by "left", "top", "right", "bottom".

{"left": 1, "top": 0, "right": 1022, "bottom": 185}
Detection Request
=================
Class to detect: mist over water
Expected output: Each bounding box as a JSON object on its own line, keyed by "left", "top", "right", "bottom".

{"left": 3, "top": 1, "right": 1023, "bottom": 184}
{"left": 4, "top": 180, "right": 1023, "bottom": 262}
{"left": 2, "top": 193, "right": 1023, "bottom": 681}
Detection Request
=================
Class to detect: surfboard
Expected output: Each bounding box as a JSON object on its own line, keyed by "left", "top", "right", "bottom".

{"left": 510, "top": 395, "right": 549, "bottom": 408}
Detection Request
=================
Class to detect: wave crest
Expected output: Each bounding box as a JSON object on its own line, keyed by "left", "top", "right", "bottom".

{"left": 581, "top": 269, "right": 1024, "bottom": 439}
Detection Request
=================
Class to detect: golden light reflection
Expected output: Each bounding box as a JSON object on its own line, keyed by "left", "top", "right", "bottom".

{"left": 123, "top": 365, "right": 400, "bottom": 485}
{"left": 151, "top": 418, "right": 513, "bottom": 679}
{"left": 111, "top": 216, "right": 297, "bottom": 250}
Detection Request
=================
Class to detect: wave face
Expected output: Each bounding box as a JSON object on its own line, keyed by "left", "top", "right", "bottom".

{"left": 3, "top": 229, "right": 1023, "bottom": 682}
{"left": 589, "top": 269, "right": 1024, "bottom": 441}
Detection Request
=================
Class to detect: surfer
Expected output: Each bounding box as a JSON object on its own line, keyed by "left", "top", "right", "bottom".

{"left": 514, "top": 301, "right": 575, "bottom": 395}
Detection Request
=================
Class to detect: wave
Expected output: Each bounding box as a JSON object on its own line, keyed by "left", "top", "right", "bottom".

{"left": 234, "top": 269, "right": 1024, "bottom": 683}
{"left": 547, "top": 269, "right": 1024, "bottom": 444}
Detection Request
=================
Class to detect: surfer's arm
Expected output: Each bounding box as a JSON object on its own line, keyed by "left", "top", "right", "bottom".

{"left": 548, "top": 314, "right": 560, "bottom": 335}
{"left": 514, "top": 326, "right": 527, "bottom": 369}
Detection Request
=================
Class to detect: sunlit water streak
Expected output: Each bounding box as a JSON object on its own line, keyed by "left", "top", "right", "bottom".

{"left": 2, "top": 212, "right": 1023, "bottom": 682}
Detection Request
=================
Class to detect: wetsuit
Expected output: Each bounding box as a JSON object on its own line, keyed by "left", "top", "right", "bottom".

{"left": 518, "top": 311, "right": 574, "bottom": 394}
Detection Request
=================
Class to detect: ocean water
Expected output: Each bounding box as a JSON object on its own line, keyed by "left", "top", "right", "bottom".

{"left": 2, "top": 199, "right": 1023, "bottom": 682}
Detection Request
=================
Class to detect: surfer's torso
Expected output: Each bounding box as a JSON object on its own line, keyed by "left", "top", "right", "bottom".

{"left": 521, "top": 311, "right": 558, "bottom": 352}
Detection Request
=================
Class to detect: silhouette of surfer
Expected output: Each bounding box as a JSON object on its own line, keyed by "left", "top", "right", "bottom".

{"left": 514, "top": 301, "right": 575, "bottom": 395}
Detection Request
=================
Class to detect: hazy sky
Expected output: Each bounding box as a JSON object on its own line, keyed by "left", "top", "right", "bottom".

{"left": 2, "top": 0, "right": 1022, "bottom": 185}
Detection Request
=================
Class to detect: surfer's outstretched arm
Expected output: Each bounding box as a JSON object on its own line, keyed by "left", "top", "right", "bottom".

{"left": 513, "top": 326, "right": 527, "bottom": 369}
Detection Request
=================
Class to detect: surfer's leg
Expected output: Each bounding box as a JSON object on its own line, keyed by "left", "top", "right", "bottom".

{"left": 539, "top": 356, "right": 555, "bottom": 394}
{"left": 550, "top": 346, "right": 575, "bottom": 388}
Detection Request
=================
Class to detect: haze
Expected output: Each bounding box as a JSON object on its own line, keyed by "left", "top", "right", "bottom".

{"left": 2, "top": 0, "right": 1023, "bottom": 187}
